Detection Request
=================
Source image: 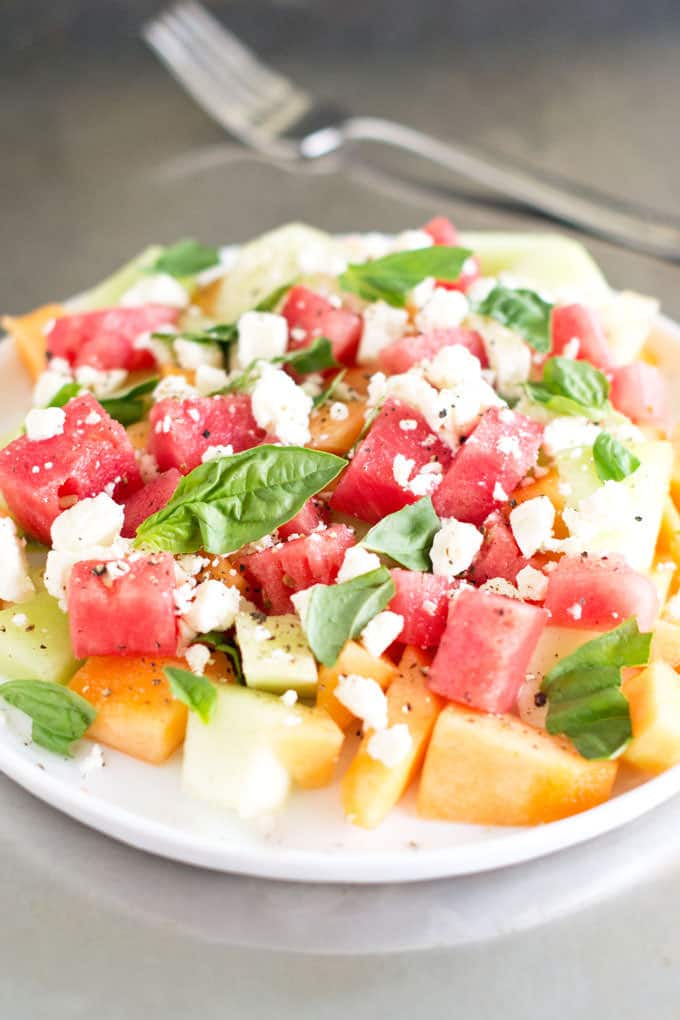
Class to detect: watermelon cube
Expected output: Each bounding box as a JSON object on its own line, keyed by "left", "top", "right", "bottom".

{"left": 469, "top": 511, "right": 527, "bottom": 584}
{"left": 234, "top": 524, "right": 355, "bottom": 614}
{"left": 47, "top": 305, "right": 180, "bottom": 372}
{"left": 378, "top": 327, "right": 488, "bottom": 375}
{"left": 544, "top": 554, "right": 659, "bottom": 631}
{"left": 68, "top": 552, "right": 178, "bottom": 658}
{"left": 610, "top": 363, "right": 671, "bottom": 432}
{"left": 388, "top": 569, "right": 458, "bottom": 648}
{"left": 281, "top": 285, "right": 362, "bottom": 366}
{"left": 428, "top": 587, "right": 549, "bottom": 713}
{"left": 277, "top": 497, "right": 328, "bottom": 540}
{"left": 122, "top": 468, "right": 181, "bottom": 538}
{"left": 0, "top": 393, "right": 141, "bottom": 545}
{"left": 149, "top": 395, "right": 266, "bottom": 474}
{"left": 433, "top": 407, "right": 543, "bottom": 526}
{"left": 330, "top": 397, "right": 453, "bottom": 524}
{"left": 422, "top": 216, "right": 459, "bottom": 246}
{"left": 550, "top": 303, "right": 614, "bottom": 372}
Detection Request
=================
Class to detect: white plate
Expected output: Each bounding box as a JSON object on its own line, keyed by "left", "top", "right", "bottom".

{"left": 0, "top": 308, "right": 679, "bottom": 885}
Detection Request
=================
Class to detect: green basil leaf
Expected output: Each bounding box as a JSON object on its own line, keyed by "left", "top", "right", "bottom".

{"left": 0, "top": 680, "right": 96, "bottom": 757}
{"left": 47, "top": 381, "right": 83, "bottom": 409}
{"left": 161, "top": 281, "right": 296, "bottom": 350}
{"left": 475, "top": 284, "right": 553, "bottom": 352}
{"left": 541, "top": 617, "right": 652, "bottom": 759}
{"left": 282, "top": 337, "right": 339, "bottom": 374}
{"left": 253, "top": 280, "right": 296, "bottom": 313}
{"left": 152, "top": 239, "right": 220, "bottom": 278}
{"left": 99, "top": 377, "right": 160, "bottom": 426}
{"left": 164, "top": 666, "right": 217, "bottom": 723}
{"left": 196, "top": 631, "right": 245, "bottom": 685}
{"left": 592, "top": 431, "right": 641, "bottom": 482}
{"left": 542, "top": 357, "right": 609, "bottom": 408}
{"left": 362, "top": 497, "right": 440, "bottom": 571}
{"left": 339, "top": 247, "right": 472, "bottom": 307}
{"left": 305, "top": 567, "right": 396, "bottom": 667}
{"left": 313, "top": 369, "right": 347, "bottom": 410}
{"left": 135, "top": 445, "right": 346, "bottom": 554}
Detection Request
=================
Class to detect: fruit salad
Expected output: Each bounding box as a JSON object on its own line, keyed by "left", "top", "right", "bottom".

{"left": 1, "top": 218, "right": 679, "bottom": 829}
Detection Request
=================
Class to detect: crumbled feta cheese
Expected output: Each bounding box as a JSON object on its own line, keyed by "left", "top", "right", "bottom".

{"left": 566, "top": 602, "right": 583, "bottom": 621}
{"left": 75, "top": 366, "right": 127, "bottom": 398}
{"left": 290, "top": 585, "right": 318, "bottom": 629}
{"left": 181, "top": 579, "right": 240, "bottom": 634}
{"left": 424, "top": 344, "right": 504, "bottom": 430}
{"left": 334, "top": 673, "right": 388, "bottom": 732}
{"left": 474, "top": 316, "right": 531, "bottom": 400}
{"left": 399, "top": 419, "right": 418, "bottom": 431}
{"left": 11, "top": 612, "right": 29, "bottom": 627}
{"left": 358, "top": 301, "right": 409, "bottom": 363}
{"left": 423, "top": 598, "right": 438, "bottom": 616}
{"left": 465, "top": 276, "right": 497, "bottom": 304}
{"left": 407, "top": 461, "right": 443, "bottom": 497}
{"left": 194, "top": 364, "right": 230, "bottom": 396}
{"left": 415, "top": 288, "right": 468, "bottom": 333}
{"left": 361, "top": 611, "right": 404, "bottom": 658}
{"left": 392, "top": 453, "right": 416, "bottom": 489}
{"left": 25, "top": 406, "right": 66, "bottom": 442}
{"left": 0, "top": 518, "right": 34, "bottom": 603}
{"left": 561, "top": 337, "right": 581, "bottom": 359}
{"left": 32, "top": 359, "right": 73, "bottom": 408}
{"left": 367, "top": 724, "right": 413, "bottom": 767}
{"left": 173, "top": 338, "right": 223, "bottom": 371}
{"left": 105, "top": 559, "right": 131, "bottom": 581}
{"left": 133, "top": 330, "right": 176, "bottom": 366}
{"left": 552, "top": 480, "right": 647, "bottom": 568}
{"left": 185, "top": 643, "right": 211, "bottom": 676}
{"left": 236, "top": 311, "right": 288, "bottom": 368}
{"left": 430, "top": 518, "right": 483, "bottom": 577}
{"left": 509, "top": 496, "right": 555, "bottom": 557}
{"left": 177, "top": 554, "right": 209, "bottom": 577}
{"left": 329, "top": 402, "right": 349, "bottom": 421}
{"left": 480, "top": 577, "right": 521, "bottom": 599}
{"left": 392, "top": 229, "right": 434, "bottom": 252}
{"left": 337, "top": 546, "right": 381, "bottom": 583}
{"left": 493, "top": 481, "right": 508, "bottom": 502}
{"left": 516, "top": 565, "right": 549, "bottom": 602}
{"left": 78, "top": 743, "right": 105, "bottom": 778}
{"left": 201, "top": 444, "right": 234, "bottom": 463}
{"left": 280, "top": 689, "right": 298, "bottom": 707}
{"left": 542, "top": 416, "right": 601, "bottom": 457}
{"left": 250, "top": 364, "right": 312, "bottom": 446}
{"left": 153, "top": 373, "right": 198, "bottom": 402}
{"left": 121, "top": 273, "right": 190, "bottom": 308}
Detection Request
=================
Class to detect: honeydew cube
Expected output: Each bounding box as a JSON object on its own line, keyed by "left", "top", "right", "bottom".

{"left": 0, "top": 591, "right": 79, "bottom": 684}
{"left": 235, "top": 611, "right": 317, "bottom": 698}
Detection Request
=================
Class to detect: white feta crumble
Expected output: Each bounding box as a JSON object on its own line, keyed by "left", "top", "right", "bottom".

{"left": 11, "top": 613, "right": 29, "bottom": 627}
{"left": 280, "top": 689, "right": 298, "bottom": 707}
{"left": 358, "top": 301, "right": 409, "bottom": 363}
{"left": 409, "top": 276, "right": 437, "bottom": 309}
{"left": 392, "top": 229, "right": 434, "bottom": 252}
{"left": 415, "top": 287, "right": 468, "bottom": 333}
{"left": 566, "top": 602, "right": 583, "bottom": 621}
{"left": 177, "top": 554, "right": 209, "bottom": 577}
{"left": 120, "top": 273, "right": 190, "bottom": 308}
{"left": 173, "top": 338, "right": 223, "bottom": 371}
{"left": 430, "top": 518, "right": 483, "bottom": 577}
{"left": 250, "top": 364, "right": 312, "bottom": 446}
{"left": 152, "top": 373, "right": 198, "bottom": 402}
{"left": 24, "top": 406, "right": 66, "bottom": 442}
{"left": 194, "top": 364, "right": 230, "bottom": 396}
{"left": 329, "top": 402, "right": 349, "bottom": 421}
{"left": 480, "top": 577, "right": 521, "bottom": 599}
{"left": 133, "top": 330, "right": 176, "bottom": 367}
{"left": 0, "top": 518, "right": 34, "bottom": 603}
{"left": 185, "top": 643, "right": 211, "bottom": 676}
{"left": 392, "top": 453, "right": 416, "bottom": 489}
{"left": 562, "top": 337, "right": 581, "bottom": 359}
{"left": 75, "top": 366, "right": 127, "bottom": 398}
{"left": 516, "top": 565, "right": 549, "bottom": 602}
{"left": 181, "top": 579, "right": 240, "bottom": 634}
{"left": 367, "top": 724, "right": 413, "bottom": 767}
{"left": 32, "top": 358, "right": 73, "bottom": 408}
{"left": 493, "top": 481, "right": 508, "bottom": 502}
{"left": 423, "top": 598, "right": 438, "bottom": 616}
{"left": 407, "top": 461, "right": 443, "bottom": 497}
{"left": 361, "top": 611, "right": 404, "bottom": 658}
{"left": 201, "top": 444, "right": 234, "bottom": 463}
{"left": 474, "top": 316, "right": 532, "bottom": 400}
{"left": 236, "top": 311, "right": 288, "bottom": 368}
{"left": 337, "top": 546, "right": 381, "bottom": 583}
{"left": 84, "top": 410, "right": 102, "bottom": 426}
{"left": 542, "top": 416, "right": 602, "bottom": 457}
{"left": 78, "top": 743, "right": 105, "bottom": 779}
{"left": 290, "top": 585, "right": 318, "bottom": 629}
{"left": 399, "top": 419, "right": 418, "bottom": 431}
{"left": 509, "top": 496, "right": 555, "bottom": 557}
{"left": 334, "top": 673, "right": 388, "bottom": 732}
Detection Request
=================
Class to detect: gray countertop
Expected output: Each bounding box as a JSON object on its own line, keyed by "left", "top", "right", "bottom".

{"left": 2, "top": 6, "right": 680, "bottom": 1016}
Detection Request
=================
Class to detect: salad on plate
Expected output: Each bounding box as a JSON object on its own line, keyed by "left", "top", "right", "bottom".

{"left": 1, "top": 216, "right": 679, "bottom": 831}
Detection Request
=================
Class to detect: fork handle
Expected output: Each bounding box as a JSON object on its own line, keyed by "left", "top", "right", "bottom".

{"left": 334, "top": 116, "right": 680, "bottom": 261}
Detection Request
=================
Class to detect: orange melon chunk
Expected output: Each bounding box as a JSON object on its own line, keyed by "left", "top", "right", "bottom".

{"left": 342, "top": 646, "right": 442, "bottom": 828}
{"left": 3, "top": 304, "right": 64, "bottom": 381}
{"left": 308, "top": 399, "right": 366, "bottom": 456}
{"left": 317, "top": 641, "right": 398, "bottom": 731}
{"left": 418, "top": 705, "right": 618, "bottom": 826}
{"left": 126, "top": 420, "right": 152, "bottom": 453}
{"left": 623, "top": 660, "right": 680, "bottom": 773}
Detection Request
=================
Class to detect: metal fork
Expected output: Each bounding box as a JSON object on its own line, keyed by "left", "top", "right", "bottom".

{"left": 143, "top": 1, "right": 680, "bottom": 261}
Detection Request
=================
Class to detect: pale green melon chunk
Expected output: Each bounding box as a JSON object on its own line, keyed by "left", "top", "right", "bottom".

{"left": 235, "top": 611, "right": 317, "bottom": 698}
{"left": 0, "top": 591, "right": 79, "bottom": 684}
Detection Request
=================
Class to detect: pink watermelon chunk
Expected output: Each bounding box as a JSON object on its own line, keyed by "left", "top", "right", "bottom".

{"left": 422, "top": 216, "right": 460, "bottom": 246}
{"left": 610, "top": 363, "right": 672, "bottom": 432}
{"left": 121, "top": 468, "right": 181, "bottom": 538}
{"left": 68, "top": 552, "right": 177, "bottom": 658}
{"left": 550, "top": 303, "right": 614, "bottom": 372}
{"left": 378, "top": 327, "right": 488, "bottom": 375}
{"left": 330, "top": 397, "right": 453, "bottom": 524}
{"left": 281, "top": 285, "right": 362, "bottom": 366}
{"left": 0, "top": 393, "right": 141, "bottom": 544}
{"left": 388, "top": 569, "right": 458, "bottom": 648}
{"left": 432, "top": 407, "right": 543, "bottom": 526}
{"left": 544, "top": 554, "right": 659, "bottom": 631}
{"left": 149, "top": 395, "right": 266, "bottom": 474}
{"left": 428, "top": 587, "right": 549, "bottom": 713}
{"left": 47, "top": 305, "right": 180, "bottom": 372}
{"left": 234, "top": 523, "right": 356, "bottom": 613}
{"left": 277, "top": 497, "right": 328, "bottom": 541}
{"left": 469, "top": 511, "right": 527, "bottom": 584}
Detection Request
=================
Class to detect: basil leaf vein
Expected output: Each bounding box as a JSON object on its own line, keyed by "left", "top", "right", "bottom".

{"left": 362, "top": 497, "right": 440, "bottom": 571}
{"left": 475, "top": 284, "right": 553, "bottom": 352}
{"left": 592, "top": 431, "right": 641, "bottom": 482}
{"left": 165, "top": 667, "right": 217, "bottom": 723}
{"left": 339, "top": 247, "right": 472, "bottom": 307}
{"left": 305, "top": 567, "right": 396, "bottom": 667}
{"left": 0, "top": 680, "right": 96, "bottom": 757}
{"left": 152, "top": 239, "right": 220, "bottom": 278}
{"left": 135, "top": 445, "right": 346, "bottom": 554}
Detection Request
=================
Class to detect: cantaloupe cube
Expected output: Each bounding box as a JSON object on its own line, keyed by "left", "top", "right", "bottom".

{"left": 649, "top": 559, "right": 676, "bottom": 609}
{"left": 316, "top": 641, "right": 398, "bottom": 731}
{"left": 658, "top": 498, "right": 680, "bottom": 566}
{"left": 342, "top": 646, "right": 442, "bottom": 829}
{"left": 3, "top": 304, "right": 64, "bottom": 381}
{"left": 308, "top": 399, "right": 366, "bottom": 456}
{"left": 418, "top": 706, "right": 618, "bottom": 826}
{"left": 69, "top": 655, "right": 192, "bottom": 764}
{"left": 651, "top": 621, "right": 680, "bottom": 668}
{"left": 197, "top": 554, "right": 249, "bottom": 594}
{"left": 623, "top": 660, "right": 680, "bottom": 773}
{"left": 126, "top": 420, "right": 152, "bottom": 453}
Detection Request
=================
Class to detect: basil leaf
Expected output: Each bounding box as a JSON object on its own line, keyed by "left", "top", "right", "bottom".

{"left": 135, "top": 445, "right": 346, "bottom": 554}
{"left": 362, "top": 497, "right": 440, "bottom": 571}
{"left": 283, "top": 337, "right": 339, "bottom": 374}
{"left": 196, "top": 631, "right": 245, "bottom": 685}
{"left": 99, "top": 377, "right": 160, "bottom": 426}
{"left": 165, "top": 666, "right": 216, "bottom": 723}
{"left": 305, "top": 567, "right": 396, "bottom": 667}
{"left": 541, "top": 617, "right": 652, "bottom": 759}
{"left": 475, "top": 285, "right": 553, "bottom": 352}
{"left": 313, "top": 369, "right": 347, "bottom": 410}
{"left": 340, "top": 247, "right": 472, "bottom": 308}
{"left": 0, "top": 680, "right": 96, "bottom": 757}
{"left": 525, "top": 357, "right": 611, "bottom": 418}
{"left": 47, "top": 381, "right": 82, "bottom": 409}
{"left": 253, "top": 280, "right": 296, "bottom": 313}
{"left": 162, "top": 281, "right": 295, "bottom": 350}
{"left": 593, "top": 431, "right": 641, "bottom": 482}
{"left": 152, "top": 239, "right": 220, "bottom": 278}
